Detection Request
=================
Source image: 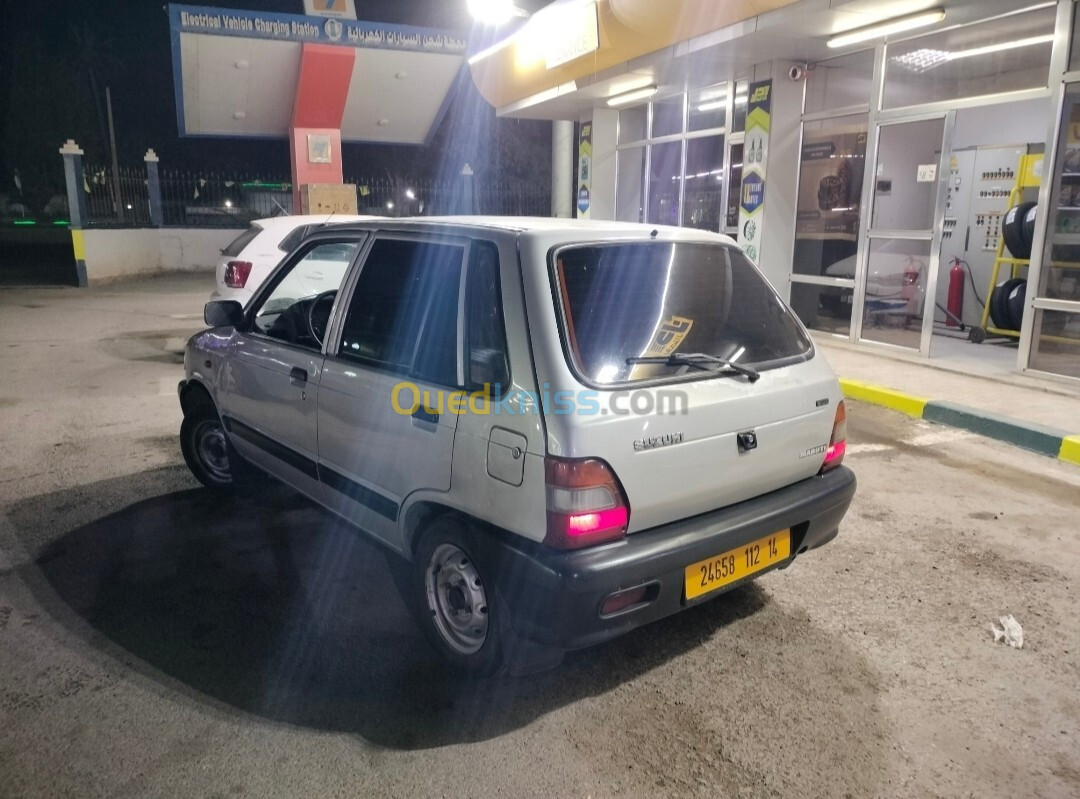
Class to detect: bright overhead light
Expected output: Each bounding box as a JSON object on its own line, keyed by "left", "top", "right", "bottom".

{"left": 606, "top": 85, "right": 657, "bottom": 107}
{"left": 697, "top": 100, "right": 726, "bottom": 112}
{"left": 892, "top": 34, "right": 1055, "bottom": 73}
{"left": 827, "top": 8, "right": 945, "bottom": 49}
{"left": 405, "top": 188, "right": 416, "bottom": 200}
{"left": 467, "top": 0, "right": 527, "bottom": 25}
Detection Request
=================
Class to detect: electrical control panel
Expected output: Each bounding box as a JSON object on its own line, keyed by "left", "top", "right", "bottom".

{"left": 938, "top": 145, "right": 1028, "bottom": 327}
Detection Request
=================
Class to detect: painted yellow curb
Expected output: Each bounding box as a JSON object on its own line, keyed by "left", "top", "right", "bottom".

{"left": 1059, "top": 436, "right": 1080, "bottom": 466}
{"left": 70, "top": 229, "right": 86, "bottom": 261}
{"left": 838, "top": 378, "right": 929, "bottom": 418}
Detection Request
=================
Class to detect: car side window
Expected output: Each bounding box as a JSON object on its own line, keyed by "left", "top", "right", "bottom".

{"left": 466, "top": 241, "right": 510, "bottom": 392}
{"left": 338, "top": 238, "right": 465, "bottom": 388}
{"left": 249, "top": 240, "right": 361, "bottom": 349}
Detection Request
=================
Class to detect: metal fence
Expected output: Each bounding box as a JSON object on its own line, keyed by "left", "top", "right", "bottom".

{"left": 79, "top": 165, "right": 550, "bottom": 228}
{"left": 83, "top": 165, "right": 151, "bottom": 226}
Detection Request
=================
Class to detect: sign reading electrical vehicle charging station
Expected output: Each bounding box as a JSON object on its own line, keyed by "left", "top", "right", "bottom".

{"left": 172, "top": 5, "right": 467, "bottom": 54}
{"left": 737, "top": 80, "right": 773, "bottom": 265}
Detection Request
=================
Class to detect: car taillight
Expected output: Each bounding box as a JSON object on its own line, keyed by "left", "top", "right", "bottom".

{"left": 544, "top": 457, "right": 630, "bottom": 549}
{"left": 820, "top": 400, "right": 847, "bottom": 473}
{"left": 224, "top": 260, "right": 252, "bottom": 288}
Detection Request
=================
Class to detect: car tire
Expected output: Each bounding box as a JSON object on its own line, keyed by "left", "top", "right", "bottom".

{"left": 1006, "top": 279, "right": 1027, "bottom": 331}
{"left": 180, "top": 391, "right": 256, "bottom": 492}
{"left": 1021, "top": 205, "right": 1038, "bottom": 258}
{"left": 1003, "top": 202, "right": 1036, "bottom": 260}
{"left": 990, "top": 278, "right": 1026, "bottom": 331}
{"left": 409, "top": 515, "right": 529, "bottom": 677}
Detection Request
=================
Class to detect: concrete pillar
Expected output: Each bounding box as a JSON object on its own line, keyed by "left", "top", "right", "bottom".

{"left": 59, "top": 139, "right": 88, "bottom": 287}
{"left": 551, "top": 119, "right": 574, "bottom": 218}
{"left": 144, "top": 148, "right": 163, "bottom": 227}
{"left": 290, "top": 44, "right": 355, "bottom": 213}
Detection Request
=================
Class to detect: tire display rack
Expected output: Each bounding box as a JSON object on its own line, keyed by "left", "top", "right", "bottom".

{"left": 971, "top": 154, "right": 1043, "bottom": 344}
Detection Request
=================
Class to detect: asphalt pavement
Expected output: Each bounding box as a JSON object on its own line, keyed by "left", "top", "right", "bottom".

{"left": 1, "top": 274, "right": 1078, "bottom": 798}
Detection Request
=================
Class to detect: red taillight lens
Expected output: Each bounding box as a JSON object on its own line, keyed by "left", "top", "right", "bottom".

{"left": 821, "top": 400, "right": 847, "bottom": 473}
{"left": 544, "top": 457, "right": 630, "bottom": 549}
{"left": 224, "top": 260, "right": 253, "bottom": 288}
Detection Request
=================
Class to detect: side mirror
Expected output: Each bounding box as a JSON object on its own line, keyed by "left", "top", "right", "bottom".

{"left": 204, "top": 300, "right": 244, "bottom": 328}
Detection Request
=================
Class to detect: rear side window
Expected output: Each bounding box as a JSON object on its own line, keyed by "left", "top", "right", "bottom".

{"left": 278, "top": 224, "right": 310, "bottom": 253}
{"left": 222, "top": 225, "right": 262, "bottom": 257}
{"left": 466, "top": 241, "right": 509, "bottom": 391}
{"left": 338, "top": 238, "right": 464, "bottom": 387}
{"left": 554, "top": 242, "right": 812, "bottom": 384}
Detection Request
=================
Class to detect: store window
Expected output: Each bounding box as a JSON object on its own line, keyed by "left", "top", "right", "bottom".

{"left": 1070, "top": 3, "right": 1080, "bottom": 73}
{"left": 652, "top": 93, "right": 684, "bottom": 138}
{"left": 1027, "top": 82, "right": 1080, "bottom": 380}
{"left": 788, "top": 114, "right": 869, "bottom": 337}
{"left": 883, "top": 6, "right": 1055, "bottom": 109}
{"left": 682, "top": 135, "right": 725, "bottom": 230}
{"left": 618, "top": 105, "right": 647, "bottom": 145}
{"left": 804, "top": 49, "right": 874, "bottom": 114}
{"left": 732, "top": 79, "right": 749, "bottom": 133}
{"left": 647, "top": 141, "right": 682, "bottom": 226}
{"left": 614, "top": 79, "right": 745, "bottom": 232}
{"left": 616, "top": 147, "right": 646, "bottom": 222}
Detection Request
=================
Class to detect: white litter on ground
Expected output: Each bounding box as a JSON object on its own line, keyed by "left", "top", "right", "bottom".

{"left": 990, "top": 615, "right": 1024, "bottom": 649}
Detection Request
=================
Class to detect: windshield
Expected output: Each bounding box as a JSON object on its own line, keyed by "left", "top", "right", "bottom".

{"left": 553, "top": 241, "right": 812, "bottom": 385}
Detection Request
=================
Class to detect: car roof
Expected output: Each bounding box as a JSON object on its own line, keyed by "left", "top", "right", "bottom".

{"left": 250, "top": 214, "right": 374, "bottom": 231}
{"left": 305, "top": 215, "right": 736, "bottom": 244}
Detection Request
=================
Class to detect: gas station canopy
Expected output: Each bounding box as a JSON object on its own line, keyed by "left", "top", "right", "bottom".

{"left": 169, "top": 4, "right": 468, "bottom": 144}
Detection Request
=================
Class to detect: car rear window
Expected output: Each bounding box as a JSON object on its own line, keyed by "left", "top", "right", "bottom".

{"left": 553, "top": 241, "right": 812, "bottom": 385}
{"left": 221, "top": 225, "right": 262, "bottom": 257}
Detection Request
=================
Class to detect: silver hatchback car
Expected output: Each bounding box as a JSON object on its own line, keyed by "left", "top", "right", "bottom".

{"left": 179, "top": 217, "right": 855, "bottom": 675}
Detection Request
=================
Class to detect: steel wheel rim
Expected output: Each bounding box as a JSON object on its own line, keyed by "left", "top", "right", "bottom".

{"left": 425, "top": 542, "right": 488, "bottom": 655}
{"left": 194, "top": 419, "right": 231, "bottom": 483}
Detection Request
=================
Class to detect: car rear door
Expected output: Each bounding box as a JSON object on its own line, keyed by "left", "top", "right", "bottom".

{"left": 317, "top": 234, "right": 467, "bottom": 551}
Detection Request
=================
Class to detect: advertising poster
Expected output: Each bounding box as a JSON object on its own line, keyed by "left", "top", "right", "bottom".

{"left": 795, "top": 129, "right": 868, "bottom": 242}
{"left": 577, "top": 121, "right": 592, "bottom": 219}
{"left": 737, "top": 81, "right": 772, "bottom": 264}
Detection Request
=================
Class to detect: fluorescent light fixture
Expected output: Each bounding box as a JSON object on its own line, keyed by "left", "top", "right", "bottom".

{"left": 827, "top": 8, "right": 945, "bottom": 49}
{"left": 607, "top": 85, "right": 657, "bottom": 107}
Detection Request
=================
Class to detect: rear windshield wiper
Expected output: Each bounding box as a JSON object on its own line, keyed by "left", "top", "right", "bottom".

{"left": 626, "top": 352, "right": 760, "bottom": 382}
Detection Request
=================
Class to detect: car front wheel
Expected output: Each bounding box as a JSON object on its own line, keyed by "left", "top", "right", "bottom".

{"left": 180, "top": 393, "right": 248, "bottom": 491}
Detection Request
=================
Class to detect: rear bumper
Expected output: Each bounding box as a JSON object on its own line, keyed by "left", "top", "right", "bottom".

{"left": 482, "top": 466, "right": 856, "bottom": 650}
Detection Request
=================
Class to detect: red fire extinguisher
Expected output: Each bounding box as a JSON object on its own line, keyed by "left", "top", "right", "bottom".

{"left": 946, "top": 258, "right": 965, "bottom": 328}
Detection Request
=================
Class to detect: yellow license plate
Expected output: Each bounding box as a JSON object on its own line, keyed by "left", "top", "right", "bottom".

{"left": 684, "top": 530, "right": 791, "bottom": 600}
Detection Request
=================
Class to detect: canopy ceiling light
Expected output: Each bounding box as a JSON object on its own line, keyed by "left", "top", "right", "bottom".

{"left": 607, "top": 85, "right": 658, "bottom": 107}
{"left": 827, "top": 8, "right": 945, "bottom": 49}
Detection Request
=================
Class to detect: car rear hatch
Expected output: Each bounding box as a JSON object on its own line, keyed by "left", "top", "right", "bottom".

{"left": 540, "top": 239, "right": 841, "bottom": 533}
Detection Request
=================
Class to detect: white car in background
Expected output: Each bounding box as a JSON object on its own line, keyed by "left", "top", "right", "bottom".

{"left": 213, "top": 215, "right": 371, "bottom": 306}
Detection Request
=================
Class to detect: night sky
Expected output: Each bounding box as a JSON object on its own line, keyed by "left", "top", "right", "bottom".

{"left": 0, "top": 0, "right": 552, "bottom": 205}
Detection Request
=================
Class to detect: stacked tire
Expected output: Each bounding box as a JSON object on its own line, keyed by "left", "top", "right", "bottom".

{"left": 1002, "top": 202, "right": 1037, "bottom": 260}
{"left": 991, "top": 202, "right": 1038, "bottom": 331}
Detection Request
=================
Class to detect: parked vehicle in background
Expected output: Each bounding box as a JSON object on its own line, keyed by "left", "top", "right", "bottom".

{"left": 180, "top": 217, "right": 856, "bottom": 675}
{"left": 212, "top": 215, "right": 371, "bottom": 306}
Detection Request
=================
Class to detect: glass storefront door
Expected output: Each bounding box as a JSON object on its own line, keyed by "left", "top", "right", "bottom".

{"left": 857, "top": 113, "right": 951, "bottom": 353}
{"left": 1025, "top": 81, "right": 1080, "bottom": 379}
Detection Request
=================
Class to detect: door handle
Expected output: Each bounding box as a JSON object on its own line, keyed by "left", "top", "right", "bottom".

{"left": 412, "top": 406, "right": 439, "bottom": 425}
{"left": 290, "top": 366, "right": 308, "bottom": 383}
